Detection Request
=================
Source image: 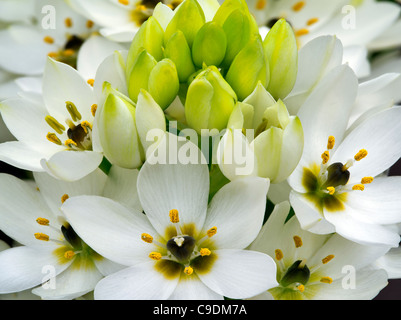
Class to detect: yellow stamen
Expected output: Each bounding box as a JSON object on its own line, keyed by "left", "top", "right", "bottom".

{"left": 61, "top": 194, "right": 69, "bottom": 204}
{"left": 320, "top": 276, "right": 333, "bottom": 284}
{"left": 63, "top": 49, "right": 75, "bottom": 57}
{"left": 64, "top": 250, "right": 75, "bottom": 259}
{"left": 256, "top": 0, "right": 267, "bottom": 10}
{"left": 81, "top": 121, "right": 92, "bottom": 133}
{"left": 206, "top": 226, "right": 217, "bottom": 237}
{"left": 307, "top": 17, "right": 319, "bottom": 26}
{"left": 354, "top": 149, "right": 368, "bottom": 161}
{"left": 66, "top": 101, "right": 82, "bottom": 122}
{"left": 43, "top": 36, "right": 54, "bottom": 44}
{"left": 293, "top": 235, "right": 303, "bottom": 248}
{"left": 86, "top": 20, "right": 94, "bottom": 29}
{"left": 200, "top": 248, "right": 211, "bottom": 256}
{"left": 87, "top": 79, "right": 95, "bottom": 87}
{"left": 184, "top": 266, "right": 193, "bottom": 275}
{"left": 64, "top": 139, "right": 77, "bottom": 147}
{"left": 321, "top": 151, "right": 330, "bottom": 164}
{"left": 297, "top": 284, "right": 305, "bottom": 292}
{"left": 91, "top": 104, "right": 98, "bottom": 117}
{"left": 327, "top": 136, "right": 335, "bottom": 150}
{"left": 295, "top": 28, "right": 309, "bottom": 37}
{"left": 46, "top": 132, "right": 62, "bottom": 145}
{"left": 292, "top": 1, "right": 305, "bottom": 11}
{"left": 34, "top": 233, "right": 49, "bottom": 241}
{"left": 326, "top": 186, "right": 335, "bottom": 195}
{"left": 47, "top": 51, "right": 58, "bottom": 58}
{"left": 64, "top": 17, "right": 73, "bottom": 28}
{"left": 36, "top": 217, "right": 50, "bottom": 226}
{"left": 275, "top": 249, "right": 283, "bottom": 261}
{"left": 169, "top": 209, "right": 179, "bottom": 223}
{"left": 118, "top": 0, "right": 129, "bottom": 5}
{"left": 352, "top": 184, "right": 365, "bottom": 191}
{"left": 149, "top": 252, "right": 162, "bottom": 261}
{"left": 141, "top": 233, "right": 153, "bottom": 243}
{"left": 322, "top": 254, "right": 335, "bottom": 264}
{"left": 45, "top": 115, "right": 66, "bottom": 134}
{"left": 361, "top": 177, "right": 374, "bottom": 184}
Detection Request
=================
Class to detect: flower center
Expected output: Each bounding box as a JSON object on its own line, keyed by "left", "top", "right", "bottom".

{"left": 47, "top": 35, "right": 85, "bottom": 69}
{"left": 129, "top": 0, "right": 183, "bottom": 27}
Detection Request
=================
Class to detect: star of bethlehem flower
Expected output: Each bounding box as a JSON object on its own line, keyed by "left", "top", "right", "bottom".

{"left": 249, "top": 201, "right": 390, "bottom": 300}
{"left": 61, "top": 133, "right": 278, "bottom": 299}
{"left": 0, "top": 165, "right": 141, "bottom": 299}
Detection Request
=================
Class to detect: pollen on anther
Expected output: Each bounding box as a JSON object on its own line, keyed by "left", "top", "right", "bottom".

{"left": 149, "top": 252, "right": 162, "bottom": 261}
{"left": 320, "top": 276, "right": 333, "bottom": 284}
{"left": 256, "top": 0, "right": 267, "bottom": 10}
{"left": 34, "top": 233, "right": 49, "bottom": 241}
{"left": 184, "top": 266, "right": 193, "bottom": 275}
{"left": 354, "top": 149, "right": 368, "bottom": 161}
{"left": 91, "top": 104, "right": 98, "bottom": 117}
{"left": 307, "top": 17, "right": 319, "bottom": 26}
{"left": 87, "top": 79, "right": 95, "bottom": 87}
{"left": 61, "top": 194, "right": 69, "bottom": 204}
{"left": 206, "top": 226, "right": 217, "bottom": 237}
{"left": 46, "top": 133, "right": 62, "bottom": 145}
{"left": 293, "top": 236, "right": 303, "bottom": 248}
{"left": 169, "top": 209, "right": 179, "bottom": 223}
{"left": 86, "top": 20, "right": 94, "bottom": 28}
{"left": 321, "top": 151, "right": 330, "bottom": 164}
{"left": 327, "top": 186, "right": 335, "bottom": 195}
{"left": 81, "top": 121, "right": 92, "bottom": 133}
{"left": 295, "top": 28, "right": 309, "bottom": 37}
{"left": 275, "top": 249, "right": 283, "bottom": 261}
{"left": 327, "top": 136, "right": 335, "bottom": 150}
{"left": 141, "top": 233, "right": 153, "bottom": 243}
{"left": 118, "top": 0, "right": 129, "bottom": 5}
{"left": 297, "top": 284, "right": 305, "bottom": 292}
{"left": 36, "top": 217, "right": 50, "bottom": 226}
{"left": 64, "top": 17, "right": 73, "bottom": 28}
{"left": 352, "top": 184, "right": 365, "bottom": 191}
{"left": 200, "top": 248, "right": 211, "bottom": 256}
{"left": 43, "top": 36, "right": 54, "bottom": 44}
{"left": 322, "top": 254, "right": 335, "bottom": 264}
{"left": 292, "top": 1, "right": 305, "bottom": 12}
{"left": 64, "top": 139, "right": 77, "bottom": 147}
{"left": 361, "top": 177, "right": 374, "bottom": 184}
{"left": 64, "top": 250, "right": 75, "bottom": 259}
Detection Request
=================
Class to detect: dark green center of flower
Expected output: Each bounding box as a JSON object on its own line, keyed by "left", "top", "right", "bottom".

{"left": 280, "top": 260, "right": 310, "bottom": 287}
{"left": 321, "top": 162, "right": 350, "bottom": 189}
{"left": 166, "top": 235, "right": 196, "bottom": 263}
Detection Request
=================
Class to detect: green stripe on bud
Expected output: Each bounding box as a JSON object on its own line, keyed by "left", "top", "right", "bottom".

{"left": 263, "top": 19, "right": 298, "bottom": 100}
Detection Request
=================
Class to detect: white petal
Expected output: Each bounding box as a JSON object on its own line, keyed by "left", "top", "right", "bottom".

{"left": 99, "top": 25, "right": 138, "bottom": 43}
{"left": 137, "top": 133, "right": 209, "bottom": 239}
{"left": 342, "top": 45, "right": 370, "bottom": 78}
{"left": 41, "top": 150, "right": 103, "bottom": 181}
{"left": 94, "top": 262, "right": 179, "bottom": 300}
{"left": 62, "top": 195, "right": 155, "bottom": 266}
{"left": 203, "top": 177, "right": 269, "bottom": 249}
{"left": 197, "top": 249, "right": 278, "bottom": 299}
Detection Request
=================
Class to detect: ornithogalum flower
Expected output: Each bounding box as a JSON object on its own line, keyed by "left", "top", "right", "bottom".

{"left": 62, "top": 133, "right": 278, "bottom": 299}
{"left": 249, "top": 202, "right": 390, "bottom": 300}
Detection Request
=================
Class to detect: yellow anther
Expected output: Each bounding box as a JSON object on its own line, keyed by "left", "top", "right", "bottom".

{"left": 46, "top": 132, "right": 62, "bottom": 145}
{"left": 293, "top": 235, "right": 303, "bottom": 248}
{"left": 326, "top": 186, "right": 335, "bottom": 195}
{"left": 292, "top": 1, "right": 306, "bottom": 11}
{"left": 66, "top": 101, "right": 82, "bottom": 122}
{"left": 91, "top": 104, "right": 98, "bottom": 117}
{"left": 34, "top": 233, "right": 49, "bottom": 241}
{"left": 141, "top": 233, "right": 153, "bottom": 243}
{"left": 45, "top": 115, "right": 66, "bottom": 134}
{"left": 184, "top": 266, "right": 193, "bottom": 275}
{"left": 320, "top": 277, "right": 333, "bottom": 284}
{"left": 86, "top": 20, "right": 94, "bottom": 28}
{"left": 149, "top": 252, "right": 162, "bottom": 261}
{"left": 61, "top": 194, "right": 69, "bottom": 204}
{"left": 64, "top": 250, "right": 75, "bottom": 259}
{"left": 169, "top": 209, "right": 179, "bottom": 223}
{"left": 63, "top": 49, "right": 75, "bottom": 57}
{"left": 255, "top": 0, "right": 267, "bottom": 10}
{"left": 48, "top": 51, "right": 58, "bottom": 58}
{"left": 206, "top": 226, "right": 217, "bottom": 237}
{"left": 321, "top": 151, "right": 330, "bottom": 164}
{"left": 275, "top": 249, "right": 283, "bottom": 261}
{"left": 307, "top": 17, "right": 319, "bottom": 26}
{"left": 64, "top": 139, "right": 77, "bottom": 147}
{"left": 352, "top": 184, "right": 365, "bottom": 191}
{"left": 36, "top": 217, "right": 50, "bottom": 226}
{"left": 43, "top": 36, "right": 54, "bottom": 44}
{"left": 118, "top": 0, "right": 129, "bottom": 5}
{"left": 87, "top": 79, "right": 95, "bottom": 87}
{"left": 200, "top": 248, "right": 211, "bottom": 257}
{"left": 81, "top": 121, "right": 92, "bottom": 133}
{"left": 361, "top": 177, "right": 374, "bottom": 184}
{"left": 354, "top": 149, "right": 368, "bottom": 161}
{"left": 295, "top": 28, "right": 309, "bottom": 37}
{"left": 322, "top": 254, "right": 335, "bottom": 264}
{"left": 297, "top": 284, "right": 305, "bottom": 292}
{"left": 64, "top": 17, "right": 73, "bottom": 28}
{"left": 327, "top": 136, "right": 335, "bottom": 150}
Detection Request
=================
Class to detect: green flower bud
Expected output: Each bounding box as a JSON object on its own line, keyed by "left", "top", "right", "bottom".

{"left": 97, "top": 92, "right": 143, "bottom": 169}
{"left": 164, "top": 30, "right": 196, "bottom": 82}
{"left": 164, "top": 0, "right": 205, "bottom": 47}
{"left": 126, "top": 16, "right": 164, "bottom": 77}
{"left": 263, "top": 18, "right": 298, "bottom": 100}
{"left": 185, "top": 66, "right": 237, "bottom": 134}
{"left": 126, "top": 48, "right": 157, "bottom": 103}
{"left": 148, "top": 58, "right": 180, "bottom": 110}
{"left": 225, "top": 35, "right": 269, "bottom": 101}
{"left": 192, "top": 21, "right": 227, "bottom": 68}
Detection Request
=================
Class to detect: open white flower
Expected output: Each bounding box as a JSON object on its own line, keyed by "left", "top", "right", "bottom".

{"left": 0, "top": 58, "right": 104, "bottom": 181}
{"left": 249, "top": 201, "right": 390, "bottom": 300}
{"left": 0, "top": 165, "right": 140, "bottom": 299}
{"left": 61, "top": 133, "right": 278, "bottom": 299}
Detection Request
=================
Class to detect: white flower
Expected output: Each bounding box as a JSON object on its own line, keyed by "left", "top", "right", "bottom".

{"left": 61, "top": 133, "right": 278, "bottom": 299}
{"left": 0, "top": 58, "right": 104, "bottom": 181}
{"left": 249, "top": 201, "right": 390, "bottom": 300}
{"left": 0, "top": 165, "right": 140, "bottom": 299}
